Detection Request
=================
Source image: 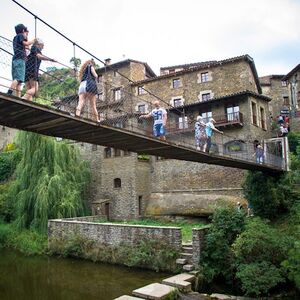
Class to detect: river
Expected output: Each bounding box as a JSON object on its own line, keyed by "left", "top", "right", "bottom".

{"left": 0, "top": 248, "right": 168, "bottom": 300}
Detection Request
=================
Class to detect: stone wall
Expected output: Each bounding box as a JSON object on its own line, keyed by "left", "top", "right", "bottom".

{"left": 192, "top": 227, "right": 209, "bottom": 266}
{"left": 48, "top": 218, "right": 182, "bottom": 251}
{"left": 0, "top": 126, "right": 17, "bottom": 150}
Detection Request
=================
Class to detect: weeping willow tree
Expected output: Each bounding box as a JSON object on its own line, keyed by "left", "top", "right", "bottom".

{"left": 8, "top": 132, "right": 90, "bottom": 232}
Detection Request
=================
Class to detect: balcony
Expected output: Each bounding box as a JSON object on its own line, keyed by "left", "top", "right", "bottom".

{"left": 214, "top": 112, "right": 244, "bottom": 128}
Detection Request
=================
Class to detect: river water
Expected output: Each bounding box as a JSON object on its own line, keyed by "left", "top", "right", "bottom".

{"left": 0, "top": 248, "right": 168, "bottom": 300}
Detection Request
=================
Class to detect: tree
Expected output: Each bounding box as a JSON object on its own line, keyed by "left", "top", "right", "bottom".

{"left": 70, "top": 57, "right": 81, "bottom": 70}
{"left": 7, "top": 132, "right": 90, "bottom": 232}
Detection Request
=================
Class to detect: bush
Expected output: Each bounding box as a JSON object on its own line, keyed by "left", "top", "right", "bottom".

{"left": 0, "top": 222, "right": 47, "bottom": 255}
{"left": 282, "top": 228, "right": 300, "bottom": 289}
{"left": 0, "top": 149, "right": 21, "bottom": 182}
{"left": 236, "top": 261, "right": 284, "bottom": 296}
{"left": 201, "top": 206, "right": 245, "bottom": 283}
{"left": 242, "top": 171, "right": 295, "bottom": 219}
{"left": 233, "top": 218, "right": 288, "bottom": 296}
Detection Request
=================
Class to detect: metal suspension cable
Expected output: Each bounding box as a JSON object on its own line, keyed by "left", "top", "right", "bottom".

{"left": 11, "top": 0, "right": 182, "bottom": 113}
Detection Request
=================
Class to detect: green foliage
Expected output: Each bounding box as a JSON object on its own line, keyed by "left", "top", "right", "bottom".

{"left": 49, "top": 234, "right": 179, "bottom": 272}
{"left": 200, "top": 206, "right": 245, "bottom": 283}
{"left": 7, "top": 132, "right": 90, "bottom": 232}
{"left": 288, "top": 131, "right": 300, "bottom": 155}
{"left": 233, "top": 218, "right": 288, "bottom": 296}
{"left": 282, "top": 239, "right": 300, "bottom": 289}
{"left": 0, "top": 149, "right": 21, "bottom": 182}
{"left": 137, "top": 153, "right": 150, "bottom": 161}
{"left": 70, "top": 57, "right": 81, "bottom": 69}
{"left": 0, "top": 182, "right": 14, "bottom": 221}
{"left": 0, "top": 222, "right": 47, "bottom": 255}
{"left": 39, "top": 67, "right": 78, "bottom": 100}
{"left": 243, "top": 171, "right": 294, "bottom": 219}
{"left": 236, "top": 262, "right": 284, "bottom": 297}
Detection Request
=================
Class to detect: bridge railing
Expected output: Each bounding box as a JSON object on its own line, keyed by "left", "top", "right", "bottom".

{"left": 0, "top": 32, "right": 285, "bottom": 170}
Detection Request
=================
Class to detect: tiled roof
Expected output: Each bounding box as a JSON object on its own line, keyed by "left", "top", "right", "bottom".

{"left": 131, "top": 54, "right": 262, "bottom": 94}
{"left": 169, "top": 90, "right": 271, "bottom": 112}
{"left": 97, "top": 59, "right": 156, "bottom": 78}
{"left": 282, "top": 63, "right": 300, "bottom": 81}
{"left": 160, "top": 60, "right": 217, "bottom": 70}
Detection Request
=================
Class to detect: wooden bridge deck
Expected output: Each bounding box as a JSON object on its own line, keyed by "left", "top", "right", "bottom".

{"left": 0, "top": 92, "right": 283, "bottom": 173}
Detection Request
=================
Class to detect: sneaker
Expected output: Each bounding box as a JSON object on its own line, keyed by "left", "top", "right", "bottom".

{"left": 7, "top": 89, "right": 13, "bottom": 95}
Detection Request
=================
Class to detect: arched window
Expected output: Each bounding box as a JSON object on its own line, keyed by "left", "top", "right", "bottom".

{"left": 224, "top": 140, "right": 245, "bottom": 153}
{"left": 114, "top": 178, "right": 121, "bottom": 188}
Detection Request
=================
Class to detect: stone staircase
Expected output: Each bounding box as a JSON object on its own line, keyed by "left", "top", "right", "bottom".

{"left": 176, "top": 243, "right": 194, "bottom": 272}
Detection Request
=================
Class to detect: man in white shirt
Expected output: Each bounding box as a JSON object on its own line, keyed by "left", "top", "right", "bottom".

{"left": 139, "top": 100, "right": 167, "bottom": 141}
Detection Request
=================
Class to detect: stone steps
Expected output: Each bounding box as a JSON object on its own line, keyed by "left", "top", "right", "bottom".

{"left": 132, "top": 283, "right": 177, "bottom": 300}
{"left": 162, "top": 273, "right": 195, "bottom": 293}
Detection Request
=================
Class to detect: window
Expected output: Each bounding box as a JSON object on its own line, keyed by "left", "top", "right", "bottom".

{"left": 226, "top": 105, "right": 239, "bottom": 121}
{"left": 260, "top": 107, "right": 266, "bottom": 130}
{"left": 224, "top": 140, "right": 245, "bottom": 153}
{"left": 281, "top": 81, "right": 287, "bottom": 87}
{"left": 173, "top": 98, "right": 183, "bottom": 107}
{"left": 201, "top": 111, "right": 212, "bottom": 123}
{"left": 283, "top": 96, "right": 289, "bottom": 106}
{"left": 251, "top": 102, "right": 258, "bottom": 125}
{"left": 104, "top": 147, "right": 112, "bottom": 158}
{"left": 138, "top": 104, "right": 146, "bottom": 113}
{"left": 138, "top": 86, "right": 146, "bottom": 95}
{"left": 138, "top": 196, "right": 143, "bottom": 216}
{"left": 201, "top": 93, "right": 211, "bottom": 102}
{"left": 201, "top": 72, "right": 209, "bottom": 82}
{"left": 114, "top": 88, "right": 121, "bottom": 101}
{"left": 114, "top": 148, "right": 121, "bottom": 157}
{"left": 172, "top": 78, "right": 181, "bottom": 88}
{"left": 169, "top": 69, "right": 175, "bottom": 74}
{"left": 114, "top": 178, "right": 121, "bottom": 188}
{"left": 178, "top": 116, "right": 188, "bottom": 129}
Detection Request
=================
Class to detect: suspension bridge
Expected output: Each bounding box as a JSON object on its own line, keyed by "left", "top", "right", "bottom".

{"left": 0, "top": 1, "right": 288, "bottom": 173}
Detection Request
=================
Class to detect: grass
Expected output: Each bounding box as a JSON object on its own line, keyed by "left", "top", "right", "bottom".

{"left": 0, "top": 221, "right": 47, "bottom": 255}
{"left": 100, "top": 218, "right": 207, "bottom": 243}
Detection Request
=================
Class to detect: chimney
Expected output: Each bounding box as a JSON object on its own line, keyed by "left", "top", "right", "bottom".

{"left": 105, "top": 58, "right": 111, "bottom": 65}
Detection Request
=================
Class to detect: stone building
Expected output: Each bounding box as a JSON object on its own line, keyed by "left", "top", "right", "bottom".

{"left": 0, "top": 55, "right": 284, "bottom": 221}
{"left": 82, "top": 55, "right": 273, "bottom": 220}
{"left": 259, "top": 75, "right": 289, "bottom": 118}
{"left": 282, "top": 63, "right": 300, "bottom": 131}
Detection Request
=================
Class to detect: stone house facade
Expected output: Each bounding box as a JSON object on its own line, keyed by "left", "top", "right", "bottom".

{"left": 282, "top": 64, "right": 300, "bottom": 131}
{"left": 259, "top": 75, "right": 289, "bottom": 118}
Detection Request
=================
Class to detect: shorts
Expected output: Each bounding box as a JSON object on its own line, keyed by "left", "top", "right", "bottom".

{"left": 12, "top": 59, "right": 25, "bottom": 82}
{"left": 78, "top": 81, "right": 87, "bottom": 95}
{"left": 153, "top": 123, "right": 165, "bottom": 137}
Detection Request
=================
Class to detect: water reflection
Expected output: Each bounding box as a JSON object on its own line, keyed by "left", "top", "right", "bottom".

{"left": 0, "top": 248, "right": 168, "bottom": 300}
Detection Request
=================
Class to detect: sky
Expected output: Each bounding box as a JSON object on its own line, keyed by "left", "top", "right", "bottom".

{"left": 0, "top": 0, "right": 300, "bottom": 78}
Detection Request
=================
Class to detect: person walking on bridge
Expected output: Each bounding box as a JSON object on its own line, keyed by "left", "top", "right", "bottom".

{"left": 76, "top": 59, "right": 100, "bottom": 122}
{"left": 139, "top": 100, "right": 167, "bottom": 141}
{"left": 23, "top": 38, "right": 56, "bottom": 101}
{"left": 7, "top": 24, "right": 36, "bottom": 97}
{"left": 205, "top": 118, "right": 223, "bottom": 153}
{"left": 195, "top": 115, "right": 207, "bottom": 151}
